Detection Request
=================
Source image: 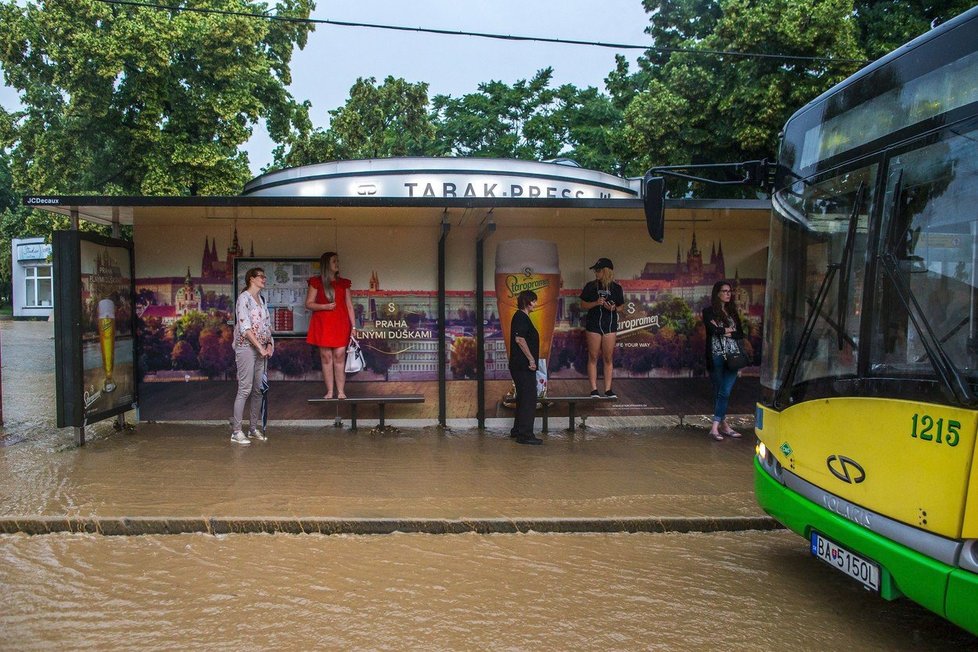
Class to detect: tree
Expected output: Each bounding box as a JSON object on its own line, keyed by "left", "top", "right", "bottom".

{"left": 624, "top": 0, "right": 865, "bottom": 186}
{"left": 450, "top": 335, "right": 477, "bottom": 379}
{"left": 268, "top": 339, "right": 316, "bottom": 377}
{"left": 0, "top": 0, "right": 314, "bottom": 196}
{"left": 853, "top": 0, "right": 975, "bottom": 59}
{"left": 137, "top": 315, "right": 174, "bottom": 376}
{"left": 432, "top": 69, "right": 569, "bottom": 161}
{"left": 430, "top": 68, "right": 633, "bottom": 173}
{"left": 276, "top": 76, "right": 437, "bottom": 167}
{"left": 170, "top": 340, "right": 198, "bottom": 370}
{"left": 624, "top": 0, "right": 975, "bottom": 189}
{"left": 198, "top": 325, "right": 233, "bottom": 377}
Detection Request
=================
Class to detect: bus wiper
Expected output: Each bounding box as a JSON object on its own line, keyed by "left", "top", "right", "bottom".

{"left": 880, "top": 172, "right": 975, "bottom": 406}
{"left": 836, "top": 182, "right": 865, "bottom": 351}
{"left": 773, "top": 186, "right": 864, "bottom": 408}
{"left": 774, "top": 261, "right": 839, "bottom": 409}
{"left": 879, "top": 254, "right": 975, "bottom": 405}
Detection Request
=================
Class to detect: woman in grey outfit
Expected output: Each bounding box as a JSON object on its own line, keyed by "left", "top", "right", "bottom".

{"left": 231, "top": 267, "right": 274, "bottom": 445}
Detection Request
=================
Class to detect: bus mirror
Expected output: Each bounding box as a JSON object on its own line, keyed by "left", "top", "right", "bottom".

{"left": 643, "top": 175, "right": 665, "bottom": 242}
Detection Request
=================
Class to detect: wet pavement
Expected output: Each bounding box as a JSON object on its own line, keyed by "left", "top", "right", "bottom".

{"left": 0, "top": 320, "right": 763, "bottom": 529}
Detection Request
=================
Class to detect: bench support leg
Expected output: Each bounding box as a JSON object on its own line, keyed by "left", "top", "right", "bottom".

{"left": 541, "top": 402, "right": 549, "bottom": 434}
{"left": 568, "top": 403, "right": 576, "bottom": 432}
{"left": 378, "top": 403, "right": 386, "bottom": 428}
{"left": 350, "top": 404, "right": 358, "bottom": 430}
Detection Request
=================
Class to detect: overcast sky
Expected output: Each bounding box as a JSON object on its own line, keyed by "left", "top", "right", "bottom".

{"left": 0, "top": 1, "right": 653, "bottom": 177}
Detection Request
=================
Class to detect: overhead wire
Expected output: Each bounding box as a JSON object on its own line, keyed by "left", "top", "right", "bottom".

{"left": 94, "top": 0, "right": 871, "bottom": 65}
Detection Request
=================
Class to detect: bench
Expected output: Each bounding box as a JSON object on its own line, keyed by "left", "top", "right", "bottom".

{"left": 307, "top": 395, "right": 425, "bottom": 430}
{"left": 539, "top": 395, "right": 617, "bottom": 433}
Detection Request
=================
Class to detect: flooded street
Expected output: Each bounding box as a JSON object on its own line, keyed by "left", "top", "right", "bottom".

{"left": 2, "top": 320, "right": 975, "bottom": 648}
{"left": 2, "top": 530, "right": 974, "bottom": 650}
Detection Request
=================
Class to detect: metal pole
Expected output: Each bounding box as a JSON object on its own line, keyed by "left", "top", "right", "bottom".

{"left": 71, "top": 208, "right": 84, "bottom": 446}
{"left": 475, "top": 216, "right": 495, "bottom": 429}
{"left": 437, "top": 214, "right": 450, "bottom": 427}
{"left": 111, "top": 207, "right": 127, "bottom": 432}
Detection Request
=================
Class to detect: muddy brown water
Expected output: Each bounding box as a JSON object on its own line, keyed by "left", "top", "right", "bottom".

{"left": 2, "top": 323, "right": 975, "bottom": 649}
{"left": 2, "top": 530, "right": 974, "bottom": 650}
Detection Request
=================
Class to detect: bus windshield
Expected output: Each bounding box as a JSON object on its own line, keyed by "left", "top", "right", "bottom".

{"left": 870, "top": 124, "right": 978, "bottom": 389}
{"left": 764, "top": 123, "right": 978, "bottom": 403}
{"left": 762, "top": 164, "right": 874, "bottom": 395}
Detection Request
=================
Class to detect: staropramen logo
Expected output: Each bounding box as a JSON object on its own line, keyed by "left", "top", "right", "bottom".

{"left": 506, "top": 266, "right": 551, "bottom": 298}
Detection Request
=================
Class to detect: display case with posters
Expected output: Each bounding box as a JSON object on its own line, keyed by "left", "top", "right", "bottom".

{"left": 233, "top": 257, "right": 318, "bottom": 337}
{"left": 54, "top": 231, "right": 137, "bottom": 428}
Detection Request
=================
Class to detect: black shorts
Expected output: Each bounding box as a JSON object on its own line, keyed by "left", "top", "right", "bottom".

{"left": 585, "top": 309, "right": 618, "bottom": 335}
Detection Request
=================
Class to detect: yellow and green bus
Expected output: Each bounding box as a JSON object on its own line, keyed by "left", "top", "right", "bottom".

{"left": 754, "top": 6, "right": 978, "bottom": 634}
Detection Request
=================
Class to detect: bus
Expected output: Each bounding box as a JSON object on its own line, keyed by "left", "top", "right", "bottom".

{"left": 753, "top": 6, "right": 978, "bottom": 634}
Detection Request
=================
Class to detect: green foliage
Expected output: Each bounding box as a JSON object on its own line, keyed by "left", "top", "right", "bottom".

{"left": 276, "top": 76, "right": 437, "bottom": 167}
{"left": 267, "top": 339, "right": 316, "bottom": 377}
{"left": 853, "top": 1, "right": 975, "bottom": 59}
{"left": 626, "top": 0, "right": 865, "bottom": 186}
{"left": 450, "top": 335, "right": 477, "bottom": 379}
{"left": 626, "top": 0, "right": 975, "bottom": 191}
{"left": 0, "top": 0, "right": 314, "bottom": 196}
{"left": 170, "top": 340, "right": 198, "bottom": 370}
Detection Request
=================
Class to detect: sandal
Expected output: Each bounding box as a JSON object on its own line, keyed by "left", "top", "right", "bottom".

{"left": 711, "top": 431, "right": 724, "bottom": 441}
{"left": 721, "top": 428, "right": 742, "bottom": 438}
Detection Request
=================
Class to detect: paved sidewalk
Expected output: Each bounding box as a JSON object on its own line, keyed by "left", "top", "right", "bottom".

{"left": 0, "top": 320, "right": 769, "bottom": 534}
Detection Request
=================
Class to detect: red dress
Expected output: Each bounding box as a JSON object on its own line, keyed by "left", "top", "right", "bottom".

{"left": 306, "top": 276, "right": 352, "bottom": 348}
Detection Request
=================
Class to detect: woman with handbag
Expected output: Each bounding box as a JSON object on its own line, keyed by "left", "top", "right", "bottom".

{"left": 305, "top": 251, "right": 355, "bottom": 399}
{"left": 703, "top": 280, "right": 747, "bottom": 441}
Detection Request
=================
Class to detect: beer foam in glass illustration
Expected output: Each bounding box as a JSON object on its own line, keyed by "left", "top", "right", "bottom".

{"left": 495, "top": 239, "right": 561, "bottom": 396}
{"left": 97, "top": 298, "right": 117, "bottom": 393}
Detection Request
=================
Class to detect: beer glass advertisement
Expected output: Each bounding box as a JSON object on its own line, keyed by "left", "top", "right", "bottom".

{"left": 54, "top": 232, "right": 136, "bottom": 428}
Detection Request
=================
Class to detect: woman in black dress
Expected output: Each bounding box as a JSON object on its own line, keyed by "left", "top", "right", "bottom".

{"left": 509, "top": 289, "right": 542, "bottom": 445}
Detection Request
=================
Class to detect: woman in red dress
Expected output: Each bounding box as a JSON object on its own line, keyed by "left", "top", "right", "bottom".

{"left": 305, "top": 251, "right": 355, "bottom": 399}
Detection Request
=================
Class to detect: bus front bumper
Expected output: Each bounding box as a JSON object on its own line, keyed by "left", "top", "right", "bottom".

{"left": 754, "top": 456, "right": 978, "bottom": 635}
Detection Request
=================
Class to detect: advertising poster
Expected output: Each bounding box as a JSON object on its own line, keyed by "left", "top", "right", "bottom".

{"left": 132, "top": 219, "right": 766, "bottom": 421}
{"left": 54, "top": 232, "right": 136, "bottom": 427}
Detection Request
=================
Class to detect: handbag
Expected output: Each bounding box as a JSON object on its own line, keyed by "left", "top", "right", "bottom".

{"left": 345, "top": 336, "right": 365, "bottom": 374}
{"left": 722, "top": 340, "right": 749, "bottom": 371}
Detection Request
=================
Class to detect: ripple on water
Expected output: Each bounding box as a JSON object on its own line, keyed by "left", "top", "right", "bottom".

{"left": 0, "top": 531, "right": 974, "bottom": 650}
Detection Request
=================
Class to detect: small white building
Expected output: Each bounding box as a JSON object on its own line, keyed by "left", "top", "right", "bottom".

{"left": 11, "top": 236, "right": 53, "bottom": 318}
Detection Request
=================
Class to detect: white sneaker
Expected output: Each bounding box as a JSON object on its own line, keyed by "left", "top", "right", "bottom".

{"left": 230, "top": 431, "right": 251, "bottom": 445}
{"left": 248, "top": 429, "right": 267, "bottom": 441}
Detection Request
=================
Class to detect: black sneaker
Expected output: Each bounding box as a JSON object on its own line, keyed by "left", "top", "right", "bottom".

{"left": 517, "top": 436, "right": 543, "bottom": 445}
{"left": 590, "top": 389, "right": 600, "bottom": 398}
{"left": 605, "top": 389, "right": 617, "bottom": 398}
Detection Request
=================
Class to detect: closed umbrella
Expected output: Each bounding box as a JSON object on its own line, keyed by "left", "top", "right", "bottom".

{"left": 260, "top": 369, "right": 269, "bottom": 431}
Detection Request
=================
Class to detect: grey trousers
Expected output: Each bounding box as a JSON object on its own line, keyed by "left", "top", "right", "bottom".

{"left": 232, "top": 345, "right": 266, "bottom": 432}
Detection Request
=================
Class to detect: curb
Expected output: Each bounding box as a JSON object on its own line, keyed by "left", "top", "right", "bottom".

{"left": 0, "top": 515, "right": 781, "bottom": 536}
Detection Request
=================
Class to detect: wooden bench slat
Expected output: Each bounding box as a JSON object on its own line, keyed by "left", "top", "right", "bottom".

{"left": 307, "top": 395, "right": 425, "bottom": 430}
{"left": 539, "top": 396, "right": 617, "bottom": 433}
{"left": 307, "top": 396, "right": 426, "bottom": 403}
